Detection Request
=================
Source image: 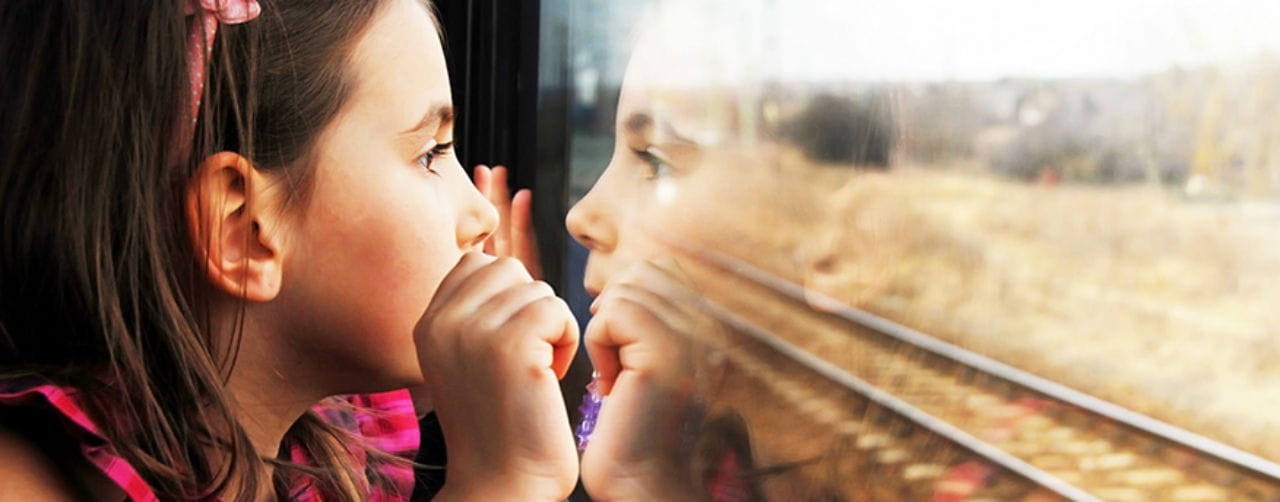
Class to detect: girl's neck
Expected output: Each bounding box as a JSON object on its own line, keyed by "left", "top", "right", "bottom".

{"left": 209, "top": 297, "right": 328, "bottom": 453}
{"left": 227, "top": 372, "right": 316, "bottom": 457}
{"left": 216, "top": 356, "right": 324, "bottom": 502}
{"left": 215, "top": 310, "right": 333, "bottom": 502}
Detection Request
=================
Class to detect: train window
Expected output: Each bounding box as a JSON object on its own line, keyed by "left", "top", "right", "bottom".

{"left": 517, "top": 0, "right": 1280, "bottom": 499}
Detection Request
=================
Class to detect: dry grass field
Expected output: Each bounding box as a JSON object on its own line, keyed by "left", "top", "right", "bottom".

{"left": 793, "top": 165, "right": 1280, "bottom": 461}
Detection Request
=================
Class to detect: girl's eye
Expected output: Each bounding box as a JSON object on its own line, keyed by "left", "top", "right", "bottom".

{"left": 416, "top": 140, "right": 455, "bottom": 173}
{"left": 633, "top": 146, "right": 674, "bottom": 179}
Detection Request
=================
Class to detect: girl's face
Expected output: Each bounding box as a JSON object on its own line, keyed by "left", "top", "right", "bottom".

{"left": 271, "top": 0, "right": 496, "bottom": 390}
{"left": 566, "top": 43, "right": 811, "bottom": 296}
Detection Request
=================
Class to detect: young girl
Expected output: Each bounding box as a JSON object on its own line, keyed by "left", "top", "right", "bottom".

{"left": 562, "top": 1, "right": 886, "bottom": 500}
{"left": 0, "top": 1, "right": 645, "bottom": 500}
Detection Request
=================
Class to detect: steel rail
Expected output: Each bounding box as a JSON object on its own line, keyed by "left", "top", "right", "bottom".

{"left": 704, "top": 301, "right": 1104, "bottom": 502}
{"left": 661, "top": 233, "right": 1280, "bottom": 487}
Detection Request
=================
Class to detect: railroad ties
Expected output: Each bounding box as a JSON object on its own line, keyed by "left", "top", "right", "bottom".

{"left": 670, "top": 241, "right": 1280, "bottom": 502}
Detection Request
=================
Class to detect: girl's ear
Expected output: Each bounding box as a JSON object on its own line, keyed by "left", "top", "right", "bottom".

{"left": 185, "top": 152, "right": 285, "bottom": 302}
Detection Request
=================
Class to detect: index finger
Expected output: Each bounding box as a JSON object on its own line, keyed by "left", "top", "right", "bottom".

{"left": 424, "top": 251, "right": 498, "bottom": 318}
{"left": 473, "top": 165, "right": 497, "bottom": 255}
{"left": 511, "top": 188, "right": 543, "bottom": 280}
{"left": 489, "top": 165, "right": 513, "bottom": 256}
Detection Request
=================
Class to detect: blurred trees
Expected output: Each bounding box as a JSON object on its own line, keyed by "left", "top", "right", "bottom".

{"left": 783, "top": 93, "right": 896, "bottom": 168}
{"left": 883, "top": 56, "right": 1280, "bottom": 198}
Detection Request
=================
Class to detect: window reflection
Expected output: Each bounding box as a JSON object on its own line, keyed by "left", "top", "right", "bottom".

{"left": 550, "top": 0, "right": 1280, "bottom": 499}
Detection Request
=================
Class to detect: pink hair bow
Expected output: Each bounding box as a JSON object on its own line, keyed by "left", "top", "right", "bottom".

{"left": 180, "top": 0, "right": 261, "bottom": 161}
{"left": 186, "top": 0, "right": 261, "bottom": 23}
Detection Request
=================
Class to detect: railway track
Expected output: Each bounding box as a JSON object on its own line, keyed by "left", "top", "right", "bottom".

{"left": 672, "top": 241, "right": 1280, "bottom": 502}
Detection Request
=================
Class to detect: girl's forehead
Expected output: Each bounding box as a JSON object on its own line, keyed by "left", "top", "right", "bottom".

{"left": 620, "top": 3, "right": 768, "bottom": 148}
{"left": 345, "top": 0, "right": 450, "bottom": 129}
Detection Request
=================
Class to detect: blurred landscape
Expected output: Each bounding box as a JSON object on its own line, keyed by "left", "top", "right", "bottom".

{"left": 555, "top": 0, "right": 1280, "bottom": 467}
{"left": 906, "top": 59, "right": 1280, "bottom": 196}
{"left": 784, "top": 57, "right": 1280, "bottom": 461}
{"left": 803, "top": 166, "right": 1280, "bottom": 461}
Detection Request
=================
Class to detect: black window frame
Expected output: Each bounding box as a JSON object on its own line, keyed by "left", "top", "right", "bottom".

{"left": 412, "top": 3, "right": 590, "bottom": 500}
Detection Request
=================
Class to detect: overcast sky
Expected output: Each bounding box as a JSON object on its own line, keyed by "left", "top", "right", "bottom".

{"left": 771, "top": 0, "right": 1280, "bottom": 82}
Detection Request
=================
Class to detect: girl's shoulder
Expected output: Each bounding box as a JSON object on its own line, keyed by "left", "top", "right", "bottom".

{"left": 0, "top": 422, "right": 81, "bottom": 501}
{"left": 0, "top": 379, "right": 421, "bottom": 502}
{"left": 0, "top": 378, "right": 133, "bottom": 502}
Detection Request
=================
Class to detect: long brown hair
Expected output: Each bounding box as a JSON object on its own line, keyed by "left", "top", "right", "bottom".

{"left": 0, "top": 0, "right": 419, "bottom": 500}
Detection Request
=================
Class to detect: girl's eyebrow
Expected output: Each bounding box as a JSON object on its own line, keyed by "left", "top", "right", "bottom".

{"left": 623, "top": 112, "right": 654, "bottom": 136}
{"left": 401, "top": 102, "right": 455, "bottom": 135}
{"left": 623, "top": 111, "right": 699, "bottom": 147}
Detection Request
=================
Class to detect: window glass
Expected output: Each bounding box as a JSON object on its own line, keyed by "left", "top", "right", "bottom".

{"left": 544, "top": 1, "right": 1280, "bottom": 498}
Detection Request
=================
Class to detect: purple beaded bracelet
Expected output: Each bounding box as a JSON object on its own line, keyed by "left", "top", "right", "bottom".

{"left": 575, "top": 374, "right": 604, "bottom": 452}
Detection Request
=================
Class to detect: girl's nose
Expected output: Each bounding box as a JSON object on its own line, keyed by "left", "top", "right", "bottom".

{"left": 458, "top": 185, "right": 498, "bottom": 250}
{"left": 566, "top": 190, "right": 616, "bottom": 253}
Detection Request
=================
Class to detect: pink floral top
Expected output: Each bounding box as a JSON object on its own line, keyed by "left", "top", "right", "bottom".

{"left": 0, "top": 377, "right": 420, "bottom": 502}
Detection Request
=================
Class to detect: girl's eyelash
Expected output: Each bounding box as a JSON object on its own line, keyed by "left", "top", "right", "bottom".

{"left": 416, "top": 141, "right": 455, "bottom": 172}
{"left": 633, "top": 146, "right": 674, "bottom": 179}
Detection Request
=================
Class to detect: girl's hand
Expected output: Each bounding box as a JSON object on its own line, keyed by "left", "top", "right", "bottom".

{"left": 474, "top": 165, "right": 542, "bottom": 280}
{"left": 408, "top": 165, "right": 541, "bottom": 417}
{"left": 579, "top": 258, "right": 712, "bottom": 502}
{"left": 415, "top": 252, "right": 579, "bottom": 502}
